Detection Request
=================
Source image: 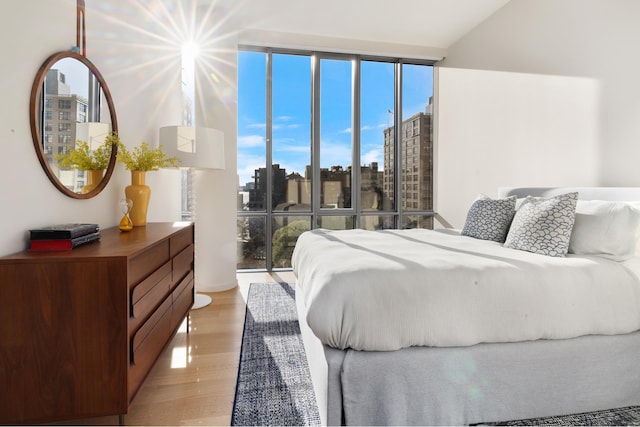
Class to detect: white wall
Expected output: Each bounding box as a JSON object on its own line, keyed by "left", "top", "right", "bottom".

{"left": 87, "top": 0, "right": 184, "bottom": 227}
{"left": 0, "top": 0, "right": 239, "bottom": 290}
{"left": 0, "top": 1, "right": 118, "bottom": 255}
{"left": 437, "top": 0, "right": 640, "bottom": 227}
{"left": 436, "top": 68, "right": 601, "bottom": 227}
{"left": 0, "top": 1, "right": 183, "bottom": 256}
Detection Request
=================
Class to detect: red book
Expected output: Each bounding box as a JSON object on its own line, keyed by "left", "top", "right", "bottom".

{"left": 29, "top": 232, "right": 101, "bottom": 251}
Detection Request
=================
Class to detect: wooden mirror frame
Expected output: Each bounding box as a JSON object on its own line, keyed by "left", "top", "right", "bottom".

{"left": 29, "top": 51, "right": 118, "bottom": 199}
{"left": 28, "top": 0, "right": 118, "bottom": 199}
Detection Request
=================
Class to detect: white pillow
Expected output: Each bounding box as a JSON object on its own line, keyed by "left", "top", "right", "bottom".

{"left": 568, "top": 200, "right": 640, "bottom": 261}
{"left": 504, "top": 192, "right": 578, "bottom": 257}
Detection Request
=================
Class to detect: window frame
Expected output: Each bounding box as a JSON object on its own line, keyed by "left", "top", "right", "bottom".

{"left": 237, "top": 46, "right": 436, "bottom": 271}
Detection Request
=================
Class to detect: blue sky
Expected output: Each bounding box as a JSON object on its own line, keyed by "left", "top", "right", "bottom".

{"left": 54, "top": 58, "right": 90, "bottom": 99}
{"left": 237, "top": 52, "right": 433, "bottom": 186}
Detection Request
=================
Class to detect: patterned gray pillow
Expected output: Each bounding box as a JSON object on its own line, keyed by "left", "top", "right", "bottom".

{"left": 461, "top": 195, "right": 516, "bottom": 242}
{"left": 504, "top": 192, "right": 578, "bottom": 257}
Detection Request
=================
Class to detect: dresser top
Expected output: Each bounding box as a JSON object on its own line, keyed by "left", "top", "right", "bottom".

{"left": 0, "top": 222, "right": 193, "bottom": 263}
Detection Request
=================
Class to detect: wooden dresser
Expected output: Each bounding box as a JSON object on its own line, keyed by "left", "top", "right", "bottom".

{"left": 0, "top": 222, "right": 195, "bottom": 424}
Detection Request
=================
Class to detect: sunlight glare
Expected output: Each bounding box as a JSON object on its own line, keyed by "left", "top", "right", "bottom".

{"left": 182, "top": 41, "right": 199, "bottom": 62}
{"left": 170, "top": 345, "right": 192, "bottom": 369}
{"left": 87, "top": 0, "right": 239, "bottom": 122}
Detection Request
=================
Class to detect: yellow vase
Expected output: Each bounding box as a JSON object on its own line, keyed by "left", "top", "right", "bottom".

{"left": 82, "top": 170, "right": 104, "bottom": 194}
{"left": 125, "top": 171, "right": 151, "bottom": 226}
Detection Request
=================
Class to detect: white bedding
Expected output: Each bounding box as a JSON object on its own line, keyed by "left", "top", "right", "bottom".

{"left": 292, "top": 228, "right": 640, "bottom": 351}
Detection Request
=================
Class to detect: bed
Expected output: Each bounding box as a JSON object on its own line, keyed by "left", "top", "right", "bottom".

{"left": 292, "top": 187, "right": 640, "bottom": 426}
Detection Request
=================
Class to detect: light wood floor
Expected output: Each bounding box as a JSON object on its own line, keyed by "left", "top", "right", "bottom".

{"left": 61, "top": 271, "right": 296, "bottom": 426}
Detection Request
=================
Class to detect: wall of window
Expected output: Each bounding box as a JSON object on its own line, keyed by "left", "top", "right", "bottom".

{"left": 237, "top": 47, "right": 435, "bottom": 270}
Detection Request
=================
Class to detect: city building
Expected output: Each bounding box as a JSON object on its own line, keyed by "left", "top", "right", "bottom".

{"left": 246, "top": 164, "right": 287, "bottom": 211}
{"left": 44, "top": 68, "right": 90, "bottom": 191}
{"left": 383, "top": 98, "right": 434, "bottom": 214}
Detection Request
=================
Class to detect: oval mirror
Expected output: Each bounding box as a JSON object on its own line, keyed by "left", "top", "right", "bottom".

{"left": 29, "top": 51, "right": 118, "bottom": 199}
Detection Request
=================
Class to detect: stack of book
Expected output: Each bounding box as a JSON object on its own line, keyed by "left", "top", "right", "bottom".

{"left": 29, "top": 223, "right": 101, "bottom": 251}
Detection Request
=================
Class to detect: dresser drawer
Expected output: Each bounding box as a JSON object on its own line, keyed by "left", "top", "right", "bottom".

{"left": 170, "top": 226, "right": 194, "bottom": 258}
{"left": 130, "top": 261, "right": 172, "bottom": 322}
{"left": 172, "top": 244, "right": 194, "bottom": 284}
{"left": 128, "top": 294, "right": 173, "bottom": 402}
{"left": 173, "top": 271, "right": 193, "bottom": 301}
{"left": 131, "top": 295, "right": 172, "bottom": 364}
{"left": 129, "top": 240, "right": 170, "bottom": 286}
{"left": 172, "top": 273, "right": 194, "bottom": 330}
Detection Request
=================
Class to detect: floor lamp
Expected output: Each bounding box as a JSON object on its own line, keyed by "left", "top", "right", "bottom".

{"left": 160, "top": 125, "right": 225, "bottom": 309}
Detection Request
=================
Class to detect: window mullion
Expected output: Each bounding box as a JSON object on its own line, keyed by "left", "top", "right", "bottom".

{"left": 395, "top": 61, "right": 403, "bottom": 228}
{"left": 265, "top": 49, "right": 273, "bottom": 270}
{"left": 352, "top": 56, "right": 361, "bottom": 229}
{"left": 311, "top": 53, "right": 321, "bottom": 227}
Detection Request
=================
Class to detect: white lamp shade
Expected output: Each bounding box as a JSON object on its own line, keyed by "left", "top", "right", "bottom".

{"left": 160, "top": 126, "right": 225, "bottom": 170}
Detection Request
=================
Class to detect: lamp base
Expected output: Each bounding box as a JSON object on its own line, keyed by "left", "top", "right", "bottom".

{"left": 191, "top": 293, "right": 212, "bottom": 310}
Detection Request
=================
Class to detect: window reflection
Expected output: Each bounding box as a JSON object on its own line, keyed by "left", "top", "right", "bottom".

{"left": 41, "top": 57, "right": 112, "bottom": 193}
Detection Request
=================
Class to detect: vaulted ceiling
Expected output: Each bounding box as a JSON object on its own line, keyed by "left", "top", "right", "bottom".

{"left": 223, "top": 0, "right": 511, "bottom": 49}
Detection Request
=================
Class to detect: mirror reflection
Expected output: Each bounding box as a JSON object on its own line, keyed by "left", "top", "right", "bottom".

{"left": 38, "top": 56, "right": 114, "bottom": 194}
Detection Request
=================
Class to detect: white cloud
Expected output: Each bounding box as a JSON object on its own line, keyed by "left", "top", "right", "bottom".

{"left": 403, "top": 101, "right": 430, "bottom": 120}
{"left": 247, "top": 123, "right": 266, "bottom": 129}
{"left": 238, "top": 148, "right": 311, "bottom": 185}
{"left": 362, "top": 148, "right": 381, "bottom": 166}
{"left": 272, "top": 123, "right": 303, "bottom": 130}
{"left": 320, "top": 140, "right": 352, "bottom": 168}
{"left": 360, "top": 123, "right": 392, "bottom": 134}
{"left": 274, "top": 143, "right": 310, "bottom": 153}
{"left": 237, "top": 134, "right": 265, "bottom": 148}
{"left": 275, "top": 160, "right": 309, "bottom": 178}
{"left": 237, "top": 153, "right": 265, "bottom": 186}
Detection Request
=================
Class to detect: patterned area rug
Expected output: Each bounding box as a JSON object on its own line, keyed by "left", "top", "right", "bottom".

{"left": 231, "top": 282, "right": 321, "bottom": 426}
{"left": 232, "top": 282, "right": 640, "bottom": 426}
{"left": 483, "top": 406, "right": 640, "bottom": 426}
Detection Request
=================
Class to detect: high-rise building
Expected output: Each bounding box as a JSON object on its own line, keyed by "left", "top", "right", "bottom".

{"left": 247, "top": 164, "right": 287, "bottom": 211}
{"left": 44, "top": 68, "right": 89, "bottom": 191}
{"left": 383, "top": 98, "right": 434, "bottom": 217}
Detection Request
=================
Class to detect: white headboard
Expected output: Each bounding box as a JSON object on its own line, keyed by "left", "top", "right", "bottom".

{"left": 498, "top": 187, "right": 640, "bottom": 202}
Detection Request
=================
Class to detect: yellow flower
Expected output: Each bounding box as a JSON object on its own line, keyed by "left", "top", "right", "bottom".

{"left": 117, "top": 140, "right": 180, "bottom": 171}
{"left": 55, "top": 134, "right": 114, "bottom": 170}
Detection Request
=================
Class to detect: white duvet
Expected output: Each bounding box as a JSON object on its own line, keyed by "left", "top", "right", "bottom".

{"left": 291, "top": 228, "right": 640, "bottom": 351}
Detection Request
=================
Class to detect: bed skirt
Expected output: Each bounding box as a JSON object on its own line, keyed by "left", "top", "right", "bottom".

{"left": 322, "top": 331, "right": 640, "bottom": 426}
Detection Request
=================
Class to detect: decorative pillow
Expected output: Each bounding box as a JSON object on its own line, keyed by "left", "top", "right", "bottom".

{"left": 568, "top": 200, "right": 640, "bottom": 261}
{"left": 461, "top": 194, "right": 516, "bottom": 242}
{"left": 504, "top": 192, "right": 578, "bottom": 257}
